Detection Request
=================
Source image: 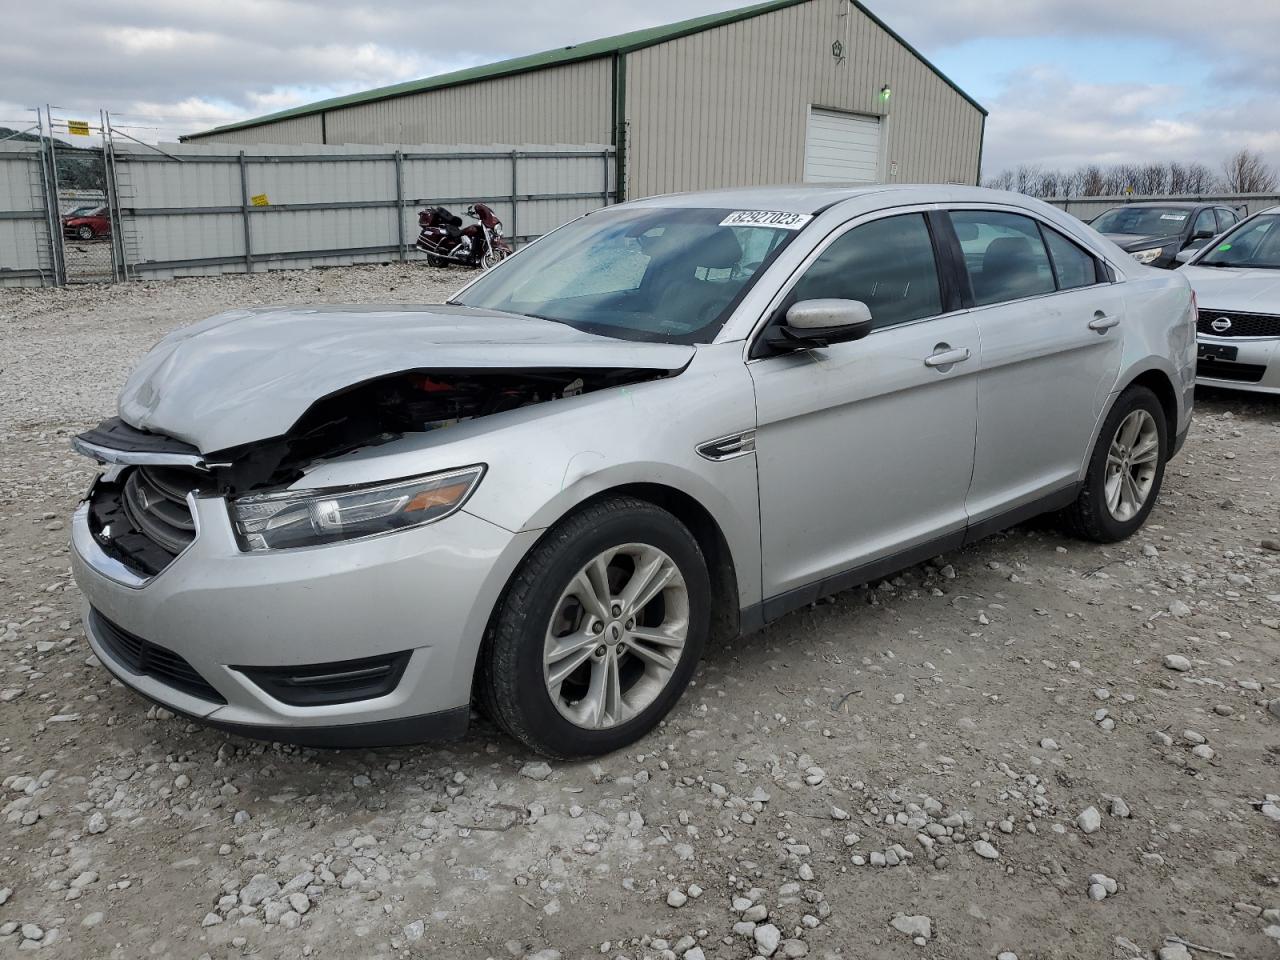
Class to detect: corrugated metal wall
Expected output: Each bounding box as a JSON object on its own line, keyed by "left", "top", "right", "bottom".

{"left": 180, "top": 1, "right": 983, "bottom": 198}
{"left": 1046, "top": 193, "right": 1280, "bottom": 223}
{"left": 326, "top": 60, "right": 613, "bottom": 146}
{"left": 624, "top": 0, "right": 983, "bottom": 197}
{"left": 109, "top": 141, "right": 614, "bottom": 280}
{"left": 0, "top": 143, "right": 57, "bottom": 288}
{"left": 187, "top": 60, "right": 613, "bottom": 148}
{"left": 193, "top": 114, "right": 325, "bottom": 146}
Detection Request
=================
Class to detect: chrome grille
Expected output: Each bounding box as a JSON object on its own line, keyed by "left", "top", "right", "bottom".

{"left": 120, "top": 466, "right": 199, "bottom": 555}
{"left": 1197, "top": 310, "right": 1280, "bottom": 339}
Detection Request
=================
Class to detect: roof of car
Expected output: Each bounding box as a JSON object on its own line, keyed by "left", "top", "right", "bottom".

{"left": 623, "top": 183, "right": 1025, "bottom": 215}
{"left": 1100, "top": 200, "right": 1212, "bottom": 209}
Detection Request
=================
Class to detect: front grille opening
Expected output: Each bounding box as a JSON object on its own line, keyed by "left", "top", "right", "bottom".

{"left": 1197, "top": 358, "right": 1268, "bottom": 383}
{"left": 236, "top": 652, "right": 411, "bottom": 706}
{"left": 89, "top": 465, "right": 204, "bottom": 577}
{"left": 90, "top": 609, "right": 226, "bottom": 704}
{"left": 1197, "top": 310, "right": 1280, "bottom": 339}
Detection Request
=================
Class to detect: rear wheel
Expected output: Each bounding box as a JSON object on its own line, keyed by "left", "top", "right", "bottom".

{"left": 426, "top": 254, "right": 449, "bottom": 268}
{"left": 77, "top": 225, "right": 94, "bottom": 240}
{"left": 1062, "top": 385, "right": 1167, "bottom": 542}
{"left": 479, "top": 497, "right": 709, "bottom": 758}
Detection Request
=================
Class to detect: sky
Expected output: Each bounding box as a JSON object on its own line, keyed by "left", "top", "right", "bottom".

{"left": 3, "top": 0, "right": 1278, "bottom": 179}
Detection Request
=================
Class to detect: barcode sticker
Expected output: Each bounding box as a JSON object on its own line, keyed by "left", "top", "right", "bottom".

{"left": 720, "top": 210, "right": 813, "bottom": 230}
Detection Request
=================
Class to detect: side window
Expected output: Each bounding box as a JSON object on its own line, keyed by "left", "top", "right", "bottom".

{"left": 1042, "top": 227, "right": 1099, "bottom": 291}
{"left": 950, "top": 211, "right": 1056, "bottom": 306}
{"left": 1215, "top": 209, "right": 1238, "bottom": 232}
{"left": 1193, "top": 208, "right": 1216, "bottom": 237}
{"left": 788, "top": 214, "right": 942, "bottom": 330}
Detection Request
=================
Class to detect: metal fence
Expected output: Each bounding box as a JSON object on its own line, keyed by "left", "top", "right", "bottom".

{"left": 0, "top": 142, "right": 60, "bottom": 287}
{"left": 0, "top": 136, "right": 615, "bottom": 287}
{"left": 1045, "top": 192, "right": 1280, "bottom": 223}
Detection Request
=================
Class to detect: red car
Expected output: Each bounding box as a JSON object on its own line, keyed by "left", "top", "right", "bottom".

{"left": 62, "top": 206, "right": 111, "bottom": 240}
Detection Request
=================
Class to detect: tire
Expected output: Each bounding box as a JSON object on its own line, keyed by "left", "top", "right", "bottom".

{"left": 77, "top": 225, "right": 94, "bottom": 241}
{"left": 1062, "top": 385, "right": 1167, "bottom": 543}
{"left": 426, "top": 254, "right": 448, "bottom": 268}
{"left": 478, "top": 496, "right": 710, "bottom": 758}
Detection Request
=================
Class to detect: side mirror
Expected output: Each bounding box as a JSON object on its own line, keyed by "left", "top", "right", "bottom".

{"left": 765, "top": 299, "right": 874, "bottom": 350}
{"left": 1190, "top": 228, "right": 1216, "bottom": 242}
{"left": 1174, "top": 248, "right": 1198, "bottom": 265}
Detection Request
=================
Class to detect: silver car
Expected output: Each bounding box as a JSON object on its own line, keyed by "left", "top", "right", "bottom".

{"left": 69, "top": 185, "right": 1195, "bottom": 758}
{"left": 1178, "top": 205, "right": 1280, "bottom": 394}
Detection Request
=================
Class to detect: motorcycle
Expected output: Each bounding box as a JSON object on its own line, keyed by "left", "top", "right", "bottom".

{"left": 415, "top": 202, "right": 513, "bottom": 269}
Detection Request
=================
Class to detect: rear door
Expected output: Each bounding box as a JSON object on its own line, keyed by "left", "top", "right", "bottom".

{"left": 944, "top": 208, "right": 1125, "bottom": 527}
{"left": 749, "top": 209, "right": 979, "bottom": 605}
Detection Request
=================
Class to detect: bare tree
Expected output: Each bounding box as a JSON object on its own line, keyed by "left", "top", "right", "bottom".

{"left": 1079, "top": 165, "right": 1106, "bottom": 196}
{"left": 1184, "top": 163, "right": 1215, "bottom": 194}
{"left": 983, "top": 169, "right": 1015, "bottom": 191}
{"left": 1221, "top": 148, "right": 1278, "bottom": 193}
{"left": 985, "top": 149, "right": 1276, "bottom": 199}
{"left": 1134, "top": 162, "right": 1169, "bottom": 195}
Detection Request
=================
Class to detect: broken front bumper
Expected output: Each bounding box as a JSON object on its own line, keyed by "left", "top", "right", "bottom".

{"left": 71, "top": 477, "right": 536, "bottom": 746}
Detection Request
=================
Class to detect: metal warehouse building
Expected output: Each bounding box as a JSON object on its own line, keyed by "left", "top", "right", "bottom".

{"left": 184, "top": 0, "right": 985, "bottom": 199}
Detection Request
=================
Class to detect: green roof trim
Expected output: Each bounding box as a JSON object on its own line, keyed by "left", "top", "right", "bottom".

{"left": 184, "top": 0, "right": 984, "bottom": 140}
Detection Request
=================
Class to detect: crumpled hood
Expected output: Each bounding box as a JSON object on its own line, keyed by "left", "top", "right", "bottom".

{"left": 118, "top": 303, "right": 694, "bottom": 453}
{"left": 1179, "top": 265, "right": 1280, "bottom": 313}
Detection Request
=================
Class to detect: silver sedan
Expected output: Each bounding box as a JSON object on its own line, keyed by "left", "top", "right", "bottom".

{"left": 1178, "top": 205, "right": 1280, "bottom": 394}
{"left": 69, "top": 184, "right": 1196, "bottom": 757}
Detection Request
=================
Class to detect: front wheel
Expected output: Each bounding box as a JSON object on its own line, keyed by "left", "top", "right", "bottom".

{"left": 1062, "top": 385, "right": 1167, "bottom": 542}
{"left": 478, "top": 497, "right": 710, "bottom": 758}
{"left": 480, "top": 248, "right": 509, "bottom": 271}
{"left": 77, "top": 225, "right": 94, "bottom": 241}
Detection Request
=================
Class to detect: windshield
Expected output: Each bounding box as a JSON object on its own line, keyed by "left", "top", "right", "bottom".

{"left": 1197, "top": 213, "right": 1280, "bottom": 269}
{"left": 1091, "top": 206, "right": 1191, "bottom": 237}
{"left": 452, "top": 206, "right": 802, "bottom": 343}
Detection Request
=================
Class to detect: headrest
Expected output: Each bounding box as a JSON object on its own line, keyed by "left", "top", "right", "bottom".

{"left": 696, "top": 229, "right": 745, "bottom": 269}
{"left": 984, "top": 236, "right": 1033, "bottom": 268}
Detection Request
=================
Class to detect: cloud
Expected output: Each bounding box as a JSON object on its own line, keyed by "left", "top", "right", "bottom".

{"left": 978, "top": 66, "right": 1280, "bottom": 175}
{"left": 2, "top": 0, "right": 1277, "bottom": 178}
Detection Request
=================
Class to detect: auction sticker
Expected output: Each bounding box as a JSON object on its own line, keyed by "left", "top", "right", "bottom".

{"left": 720, "top": 210, "right": 813, "bottom": 230}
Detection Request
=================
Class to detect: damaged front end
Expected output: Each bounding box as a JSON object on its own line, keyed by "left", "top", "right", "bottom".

{"left": 73, "top": 366, "right": 672, "bottom": 578}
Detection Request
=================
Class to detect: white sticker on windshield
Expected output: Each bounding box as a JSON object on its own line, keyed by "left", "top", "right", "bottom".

{"left": 1159, "top": 214, "right": 1187, "bottom": 221}
{"left": 720, "top": 210, "right": 813, "bottom": 230}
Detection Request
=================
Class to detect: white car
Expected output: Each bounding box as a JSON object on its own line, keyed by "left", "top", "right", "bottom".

{"left": 1179, "top": 205, "right": 1280, "bottom": 394}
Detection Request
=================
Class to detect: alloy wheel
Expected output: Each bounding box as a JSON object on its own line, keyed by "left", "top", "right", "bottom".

{"left": 543, "top": 543, "right": 689, "bottom": 730}
{"left": 1104, "top": 409, "right": 1159, "bottom": 521}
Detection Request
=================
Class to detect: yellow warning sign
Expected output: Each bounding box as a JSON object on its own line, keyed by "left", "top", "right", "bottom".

{"left": 250, "top": 193, "right": 269, "bottom": 207}
{"left": 66, "top": 120, "right": 91, "bottom": 136}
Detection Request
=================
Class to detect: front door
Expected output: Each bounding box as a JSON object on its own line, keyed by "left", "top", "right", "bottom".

{"left": 748, "top": 210, "right": 980, "bottom": 607}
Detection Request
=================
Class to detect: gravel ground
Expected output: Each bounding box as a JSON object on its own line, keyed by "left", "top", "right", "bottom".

{"left": 1, "top": 264, "right": 1279, "bottom": 960}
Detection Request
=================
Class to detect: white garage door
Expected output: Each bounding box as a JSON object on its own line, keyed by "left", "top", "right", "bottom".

{"left": 804, "top": 109, "right": 882, "bottom": 184}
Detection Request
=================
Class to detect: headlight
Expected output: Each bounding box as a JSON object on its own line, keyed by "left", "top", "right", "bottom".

{"left": 1131, "top": 247, "right": 1166, "bottom": 264}
{"left": 230, "top": 465, "right": 484, "bottom": 551}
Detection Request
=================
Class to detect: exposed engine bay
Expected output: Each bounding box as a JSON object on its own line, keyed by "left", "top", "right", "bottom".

{"left": 77, "top": 367, "right": 672, "bottom": 498}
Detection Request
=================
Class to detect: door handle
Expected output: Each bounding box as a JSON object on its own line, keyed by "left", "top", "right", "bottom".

{"left": 1088, "top": 313, "right": 1120, "bottom": 332}
{"left": 923, "top": 346, "right": 971, "bottom": 368}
